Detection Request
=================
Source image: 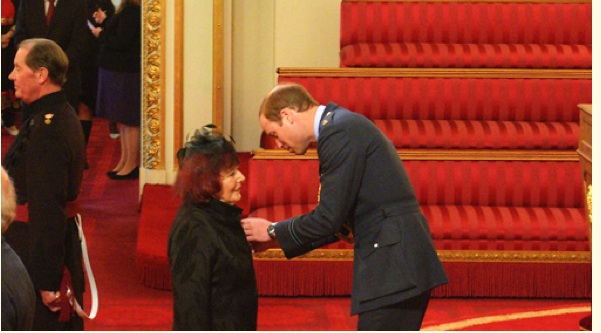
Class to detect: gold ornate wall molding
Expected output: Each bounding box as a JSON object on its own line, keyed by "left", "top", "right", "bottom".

{"left": 142, "top": 1, "right": 224, "bottom": 171}
{"left": 142, "top": 0, "right": 163, "bottom": 169}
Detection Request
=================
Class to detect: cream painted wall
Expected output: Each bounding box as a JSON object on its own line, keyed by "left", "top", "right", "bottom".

{"left": 183, "top": 1, "right": 214, "bottom": 138}
{"left": 143, "top": 1, "right": 340, "bottom": 186}
{"left": 230, "top": 0, "right": 340, "bottom": 152}
{"left": 274, "top": 1, "right": 341, "bottom": 69}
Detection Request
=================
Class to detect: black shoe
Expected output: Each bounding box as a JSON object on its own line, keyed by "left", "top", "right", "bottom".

{"left": 108, "top": 167, "right": 139, "bottom": 180}
{"left": 106, "top": 170, "right": 117, "bottom": 177}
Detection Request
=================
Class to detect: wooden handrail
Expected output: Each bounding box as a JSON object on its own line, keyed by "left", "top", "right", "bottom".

{"left": 251, "top": 148, "right": 579, "bottom": 162}
{"left": 277, "top": 67, "right": 592, "bottom": 80}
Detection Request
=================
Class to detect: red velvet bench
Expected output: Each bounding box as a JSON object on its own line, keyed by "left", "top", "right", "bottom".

{"left": 339, "top": 0, "right": 592, "bottom": 69}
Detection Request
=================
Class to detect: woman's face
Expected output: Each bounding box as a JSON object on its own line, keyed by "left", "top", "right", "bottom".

{"left": 217, "top": 166, "right": 245, "bottom": 205}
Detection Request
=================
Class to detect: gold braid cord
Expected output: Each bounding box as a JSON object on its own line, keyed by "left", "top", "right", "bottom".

{"left": 253, "top": 249, "right": 591, "bottom": 263}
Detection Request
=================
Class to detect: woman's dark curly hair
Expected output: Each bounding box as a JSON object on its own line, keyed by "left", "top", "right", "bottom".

{"left": 173, "top": 125, "right": 239, "bottom": 203}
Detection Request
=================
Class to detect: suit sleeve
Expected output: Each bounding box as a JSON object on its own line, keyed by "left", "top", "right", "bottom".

{"left": 275, "top": 225, "right": 341, "bottom": 259}
{"left": 65, "top": 0, "right": 88, "bottom": 66}
{"left": 101, "top": 6, "right": 140, "bottom": 53}
{"left": 13, "top": 0, "right": 30, "bottom": 44}
{"left": 275, "top": 124, "right": 366, "bottom": 258}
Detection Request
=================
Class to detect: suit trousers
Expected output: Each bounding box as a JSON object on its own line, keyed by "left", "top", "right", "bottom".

{"left": 357, "top": 289, "right": 432, "bottom": 331}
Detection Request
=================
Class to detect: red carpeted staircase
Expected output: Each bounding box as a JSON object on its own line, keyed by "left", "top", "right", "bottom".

{"left": 2, "top": 110, "right": 591, "bottom": 331}
{"left": 247, "top": 0, "right": 592, "bottom": 298}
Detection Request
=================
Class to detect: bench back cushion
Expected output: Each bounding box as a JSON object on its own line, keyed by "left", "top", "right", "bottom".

{"left": 278, "top": 74, "right": 591, "bottom": 122}
{"left": 247, "top": 157, "right": 583, "bottom": 212}
{"left": 340, "top": 1, "right": 592, "bottom": 47}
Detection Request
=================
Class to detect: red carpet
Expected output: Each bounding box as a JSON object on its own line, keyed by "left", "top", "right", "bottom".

{"left": 1, "top": 119, "right": 592, "bottom": 331}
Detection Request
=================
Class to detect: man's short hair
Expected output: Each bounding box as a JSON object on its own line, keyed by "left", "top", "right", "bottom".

{"left": 19, "top": 38, "right": 69, "bottom": 86}
{"left": 260, "top": 83, "right": 319, "bottom": 124}
{"left": 1, "top": 167, "right": 16, "bottom": 234}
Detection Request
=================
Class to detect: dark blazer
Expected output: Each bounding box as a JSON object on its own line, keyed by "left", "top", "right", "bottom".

{"left": 97, "top": 4, "right": 140, "bottom": 73}
{"left": 14, "top": 0, "right": 88, "bottom": 109}
{"left": 274, "top": 103, "right": 448, "bottom": 315}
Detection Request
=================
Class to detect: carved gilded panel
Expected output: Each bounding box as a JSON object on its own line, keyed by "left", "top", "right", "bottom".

{"left": 142, "top": 0, "right": 162, "bottom": 169}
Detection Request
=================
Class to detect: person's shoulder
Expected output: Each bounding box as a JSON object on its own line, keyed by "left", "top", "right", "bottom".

{"left": 37, "top": 103, "right": 77, "bottom": 124}
{"left": 174, "top": 203, "right": 218, "bottom": 230}
{"left": 122, "top": 4, "right": 141, "bottom": 15}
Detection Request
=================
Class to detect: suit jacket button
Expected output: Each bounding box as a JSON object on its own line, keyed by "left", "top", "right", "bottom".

{"left": 374, "top": 243, "right": 379, "bottom": 248}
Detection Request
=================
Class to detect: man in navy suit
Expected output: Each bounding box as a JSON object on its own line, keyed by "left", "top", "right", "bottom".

{"left": 14, "top": 0, "right": 87, "bottom": 114}
{"left": 242, "top": 83, "right": 448, "bottom": 330}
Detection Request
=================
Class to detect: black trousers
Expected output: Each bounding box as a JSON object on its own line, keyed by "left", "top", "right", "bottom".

{"left": 357, "top": 289, "right": 432, "bottom": 331}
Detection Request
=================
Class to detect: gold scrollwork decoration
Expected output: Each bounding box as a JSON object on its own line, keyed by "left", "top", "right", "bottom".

{"left": 142, "top": 0, "right": 162, "bottom": 169}
{"left": 586, "top": 184, "right": 592, "bottom": 219}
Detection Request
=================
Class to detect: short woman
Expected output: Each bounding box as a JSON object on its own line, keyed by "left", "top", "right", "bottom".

{"left": 168, "top": 126, "right": 258, "bottom": 330}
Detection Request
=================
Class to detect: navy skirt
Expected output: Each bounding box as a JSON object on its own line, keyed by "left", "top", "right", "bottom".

{"left": 96, "top": 68, "right": 141, "bottom": 126}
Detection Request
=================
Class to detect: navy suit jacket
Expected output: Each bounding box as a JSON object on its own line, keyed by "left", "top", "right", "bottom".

{"left": 14, "top": 0, "right": 88, "bottom": 109}
{"left": 274, "top": 103, "right": 448, "bottom": 315}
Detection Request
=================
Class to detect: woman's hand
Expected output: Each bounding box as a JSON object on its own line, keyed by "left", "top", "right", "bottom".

{"left": 93, "top": 8, "right": 107, "bottom": 25}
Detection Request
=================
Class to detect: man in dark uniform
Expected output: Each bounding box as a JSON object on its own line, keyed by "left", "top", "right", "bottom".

{"left": 2, "top": 38, "right": 85, "bottom": 330}
{"left": 14, "top": 0, "right": 91, "bottom": 167}
{"left": 242, "top": 83, "right": 448, "bottom": 330}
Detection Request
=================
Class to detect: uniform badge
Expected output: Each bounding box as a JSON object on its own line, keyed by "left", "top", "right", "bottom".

{"left": 44, "top": 113, "right": 54, "bottom": 125}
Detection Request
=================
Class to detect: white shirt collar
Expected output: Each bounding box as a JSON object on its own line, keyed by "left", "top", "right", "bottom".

{"left": 46, "top": 0, "right": 58, "bottom": 14}
{"left": 313, "top": 105, "right": 326, "bottom": 140}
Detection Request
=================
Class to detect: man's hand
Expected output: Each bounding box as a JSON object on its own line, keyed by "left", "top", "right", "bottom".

{"left": 40, "top": 290, "right": 61, "bottom": 312}
{"left": 241, "top": 217, "right": 272, "bottom": 242}
{"left": 1, "top": 34, "right": 10, "bottom": 48}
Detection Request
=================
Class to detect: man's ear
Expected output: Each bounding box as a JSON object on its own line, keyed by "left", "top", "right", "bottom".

{"left": 280, "top": 107, "right": 294, "bottom": 124}
{"left": 37, "top": 67, "right": 49, "bottom": 84}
